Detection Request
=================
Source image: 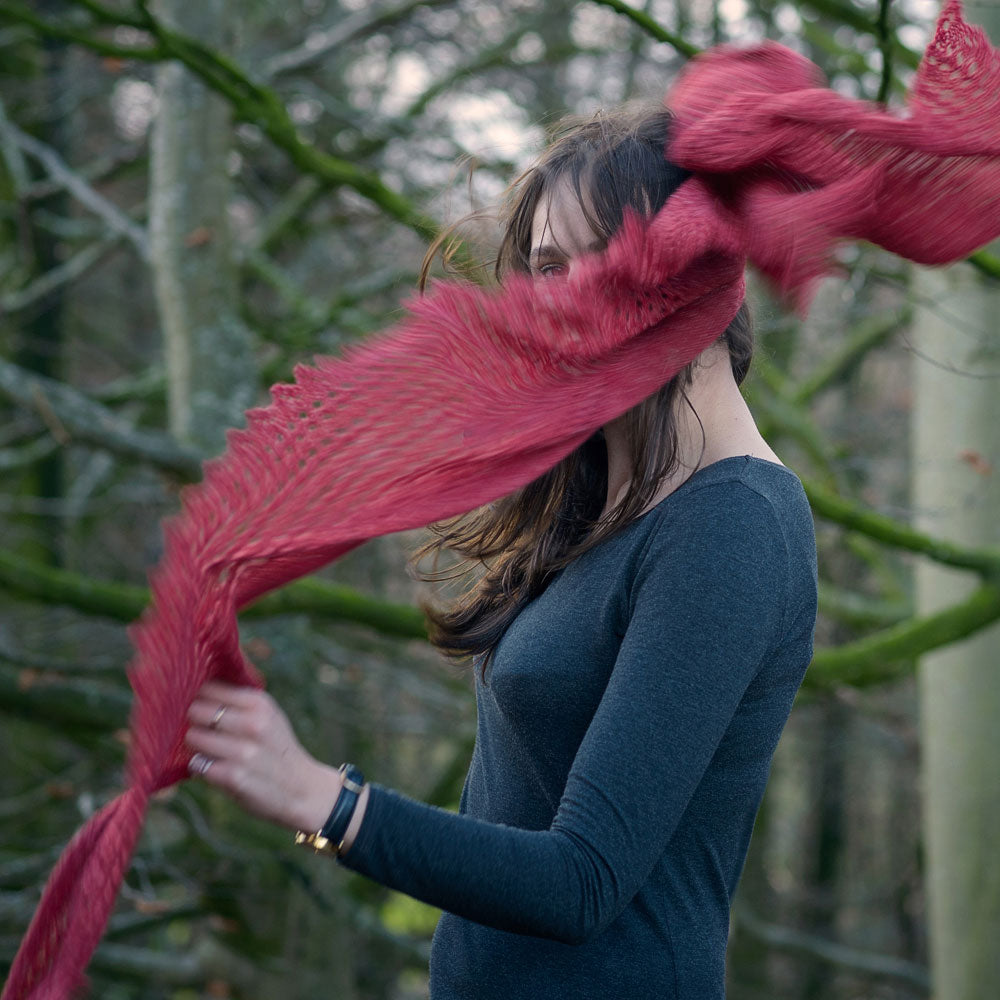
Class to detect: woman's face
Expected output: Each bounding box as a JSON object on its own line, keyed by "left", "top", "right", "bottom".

{"left": 529, "top": 177, "right": 605, "bottom": 281}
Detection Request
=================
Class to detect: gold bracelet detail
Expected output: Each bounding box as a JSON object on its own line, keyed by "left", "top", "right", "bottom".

{"left": 294, "top": 830, "right": 339, "bottom": 855}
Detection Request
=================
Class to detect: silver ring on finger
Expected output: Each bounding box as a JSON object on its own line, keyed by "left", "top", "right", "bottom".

{"left": 209, "top": 704, "right": 228, "bottom": 730}
{"left": 189, "top": 752, "right": 214, "bottom": 776}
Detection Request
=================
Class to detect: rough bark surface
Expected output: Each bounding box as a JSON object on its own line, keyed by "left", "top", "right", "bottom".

{"left": 149, "top": 0, "right": 255, "bottom": 454}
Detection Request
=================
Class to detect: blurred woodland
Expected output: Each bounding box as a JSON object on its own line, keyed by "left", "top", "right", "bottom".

{"left": 1, "top": 0, "right": 998, "bottom": 998}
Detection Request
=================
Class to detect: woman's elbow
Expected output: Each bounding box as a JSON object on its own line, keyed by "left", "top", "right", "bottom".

{"left": 541, "top": 906, "right": 614, "bottom": 946}
{"left": 539, "top": 835, "right": 624, "bottom": 944}
{"left": 532, "top": 882, "right": 619, "bottom": 945}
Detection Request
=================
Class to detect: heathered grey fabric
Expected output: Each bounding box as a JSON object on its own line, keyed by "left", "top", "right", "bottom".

{"left": 340, "top": 455, "right": 817, "bottom": 998}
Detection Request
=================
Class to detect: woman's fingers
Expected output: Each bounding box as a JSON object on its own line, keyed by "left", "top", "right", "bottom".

{"left": 186, "top": 699, "right": 245, "bottom": 733}
{"left": 182, "top": 681, "right": 339, "bottom": 830}
{"left": 187, "top": 683, "right": 278, "bottom": 738}
{"left": 183, "top": 724, "right": 245, "bottom": 761}
{"left": 194, "top": 679, "right": 261, "bottom": 709}
{"left": 186, "top": 753, "right": 246, "bottom": 798}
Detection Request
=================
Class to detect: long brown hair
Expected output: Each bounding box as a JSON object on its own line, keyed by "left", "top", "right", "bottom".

{"left": 410, "top": 108, "right": 753, "bottom": 677}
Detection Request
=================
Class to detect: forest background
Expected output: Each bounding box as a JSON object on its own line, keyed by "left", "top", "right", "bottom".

{"left": 1, "top": 0, "right": 998, "bottom": 998}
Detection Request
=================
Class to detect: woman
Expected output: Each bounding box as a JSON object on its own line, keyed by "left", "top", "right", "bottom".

{"left": 185, "top": 108, "right": 818, "bottom": 999}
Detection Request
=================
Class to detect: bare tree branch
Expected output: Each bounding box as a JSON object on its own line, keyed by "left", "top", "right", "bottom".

{"left": 0, "top": 662, "right": 131, "bottom": 730}
{"left": 0, "top": 436, "right": 59, "bottom": 471}
{"left": 806, "top": 582, "right": 1000, "bottom": 689}
{"left": 0, "top": 630, "right": 120, "bottom": 674}
{"left": 791, "top": 309, "right": 908, "bottom": 404}
{"left": 590, "top": 0, "right": 699, "bottom": 58}
{"left": 23, "top": 144, "right": 145, "bottom": 203}
{"left": 0, "top": 775, "right": 78, "bottom": 822}
{"left": 87, "top": 937, "right": 257, "bottom": 988}
{"left": 0, "top": 96, "right": 31, "bottom": 195}
{"left": 0, "top": 0, "right": 439, "bottom": 244}
{"left": 0, "top": 0, "right": 159, "bottom": 58}
{"left": 263, "top": 0, "right": 455, "bottom": 80}
{"left": 817, "top": 580, "right": 910, "bottom": 629}
{"left": 0, "top": 358, "right": 202, "bottom": 480}
{"left": 403, "top": 23, "right": 544, "bottom": 119}
{"left": 252, "top": 175, "right": 325, "bottom": 254}
{"left": 1, "top": 235, "right": 123, "bottom": 315}
{"left": 0, "top": 847, "right": 65, "bottom": 889}
{"left": 803, "top": 477, "right": 1000, "bottom": 575}
{"left": 6, "top": 121, "right": 149, "bottom": 260}
{"left": 875, "top": 0, "right": 895, "bottom": 103}
{"left": 969, "top": 248, "right": 1000, "bottom": 280}
{"left": 747, "top": 380, "right": 842, "bottom": 484}
{"left": 798, "top": 0, "right": 920, "bottom": 68}
{"left": 0, "top": 546, "right": 428, "bottom": 637}
{"left": 129, "top": 0, "right": 441, "bottom": 239}
{"left": 90, "top": 368, "right": 166, "bottom": 406}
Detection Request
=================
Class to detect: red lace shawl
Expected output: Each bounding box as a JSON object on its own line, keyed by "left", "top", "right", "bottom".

{"left": 5, "top": 3, "right": 999, "bottom": 996}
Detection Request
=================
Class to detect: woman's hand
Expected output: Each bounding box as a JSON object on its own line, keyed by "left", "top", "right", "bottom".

{"left": 184, "top": 680, "right": 343, "bottom": 833}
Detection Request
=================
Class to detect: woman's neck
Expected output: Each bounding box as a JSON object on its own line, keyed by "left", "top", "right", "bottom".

{"left": 600, "top": 342, "right": 780, "bottom": 519}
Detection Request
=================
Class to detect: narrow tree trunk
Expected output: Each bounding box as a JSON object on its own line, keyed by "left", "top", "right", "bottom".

{"left": 912, "top": 9, "right": 1000, "bottom": 978}
{"left": 17, "top": 0, "right": 71, "bottom": 564}
{"left": 149, "top": 0, "right": 255, "bottom": 454}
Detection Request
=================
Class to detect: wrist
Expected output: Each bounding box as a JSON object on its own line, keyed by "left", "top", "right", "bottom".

{"left": 294, "top": 760, "right": 344, "bottom": 833}
{"left": 337, "top": 782, "right": 370, "bottom": 857}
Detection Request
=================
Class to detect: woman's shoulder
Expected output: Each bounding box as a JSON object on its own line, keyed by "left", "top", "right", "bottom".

{"left": 561, "top": 456, "right": 814, "bottom": 591}
{"left": 633, "top": 455, "right": 816, "bottom": 581}
{"left": 628, "top": 456, "right": 817, "bottom": 628}
{"left": 642, "top": 455, "right": 810, "bottom": 534}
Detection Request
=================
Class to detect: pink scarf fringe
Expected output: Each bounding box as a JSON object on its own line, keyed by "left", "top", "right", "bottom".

{"left": 5, "top": 3, "right": 999, "bottom": 995}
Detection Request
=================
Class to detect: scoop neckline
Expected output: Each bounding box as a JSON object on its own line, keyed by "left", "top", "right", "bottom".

{"left": 630, "top": 454, "right": 795, "bottom": 525}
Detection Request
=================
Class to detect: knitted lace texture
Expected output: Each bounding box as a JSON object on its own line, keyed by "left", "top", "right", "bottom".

{"left": 4, "top": 2, "right": 999, "bottom": 996}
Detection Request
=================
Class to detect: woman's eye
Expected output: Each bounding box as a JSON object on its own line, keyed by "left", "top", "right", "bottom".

{"left": 538, "top": 263, "right": 566, "bottom": 278}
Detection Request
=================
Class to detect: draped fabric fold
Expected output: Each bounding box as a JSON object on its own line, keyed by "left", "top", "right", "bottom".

{"left": 5, "top": 2, "right": 999, "bottom": 995}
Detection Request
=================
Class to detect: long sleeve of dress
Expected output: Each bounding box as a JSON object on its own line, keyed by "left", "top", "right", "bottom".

{"left": 337, "top": 465, "right": 816, "bottom": 951}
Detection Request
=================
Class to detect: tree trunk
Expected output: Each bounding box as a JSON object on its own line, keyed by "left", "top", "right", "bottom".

{"left": 149, "top": 0, "right": 255, "bottom": 454}
{"left": 912, "top": 1, "right": 1000, "bottom": 980}
{"left": 17, "top": 0, "right": 71, "bottom": 564}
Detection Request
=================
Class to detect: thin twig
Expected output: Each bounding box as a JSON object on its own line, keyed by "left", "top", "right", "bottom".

{"left": 876, "top": 0, "right": 894, "bottom": 103}
{"left": 0, "top": 96, "right": 31, "bottom": 194}
{"left": 8, "top": 122, "right": 149, "bottom": 260}
{"left": 1, "top": 236, "right": 123, "bottom": 314}
{"left": 589, "top": 0, "right": 699, "bottom": 58}
{"left": 792, "top": 309, "right": 908, "bottom": 404}
{"left": 263, "top": 0, "right": 455, "bottom": 80}
{"left": 0, "top": 1, "right": 161, "bottom": 59}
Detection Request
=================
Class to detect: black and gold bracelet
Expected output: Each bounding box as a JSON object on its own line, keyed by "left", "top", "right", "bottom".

{"left": 294, "top": 763, "right": 365, "bottom": 857}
